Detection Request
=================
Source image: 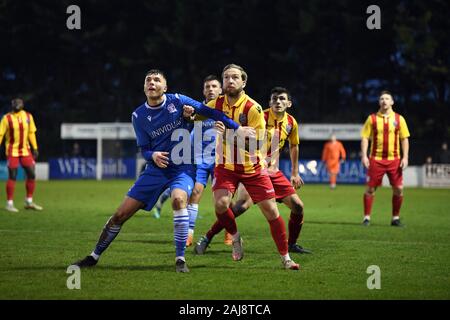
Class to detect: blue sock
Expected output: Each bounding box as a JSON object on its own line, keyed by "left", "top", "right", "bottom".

{"left": 173, "top": 208, "right": 189, "bottom": 258}
{"left": 92, "top": 218, "right": 122, "bottom": 258}
{"left": 187, "top": 203, "right": 199, "bottom": 233}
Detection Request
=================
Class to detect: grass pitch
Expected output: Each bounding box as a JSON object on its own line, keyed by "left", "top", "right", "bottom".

{"left": 0, "top": 180, "right": 449, "bottom": 299}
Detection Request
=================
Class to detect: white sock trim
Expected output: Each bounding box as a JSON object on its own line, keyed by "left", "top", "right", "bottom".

{"left": 173, "top": 208, "right": 189, "bottom": 217}
{"left": 364, "top": 215, "right": 371, "bottom": 220}
{"left": 392, "top": 216, "right": 400, "bottom": 221}
{"left": 188, "top": 203, "right": 199, "bottom": 209}
{"left": 175, "top": 256, "right": 186, "bottom": 262}
{"left": 281, "top": 253, "right": 292, "bottom": 262}
{"left": 90, "top": 252, "right": 100, "bottom": 261}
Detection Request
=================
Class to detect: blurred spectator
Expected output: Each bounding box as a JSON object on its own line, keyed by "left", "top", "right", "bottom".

{"left": 438, "top": 142, "right": 450, "bottom": 164}
{"left": 425, "top": 156, "right": 433, "bottom": 164}
{"left": 71, "top": 142, "right": 81, "bottom": 157}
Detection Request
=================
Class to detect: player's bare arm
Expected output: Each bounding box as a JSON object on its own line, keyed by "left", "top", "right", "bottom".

{"left": 361, "top": 138, "right": 370, "bottom": 169}
{"left": 400, "top": 138, "right": 409, "bottom": 169}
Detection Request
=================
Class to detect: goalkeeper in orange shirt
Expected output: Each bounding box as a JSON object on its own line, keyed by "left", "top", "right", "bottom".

{"left": 321, "top": 134, "right": 346, "bottom": 189}
{"left": 0, "top": 98, "right": 43, "bottom": 212}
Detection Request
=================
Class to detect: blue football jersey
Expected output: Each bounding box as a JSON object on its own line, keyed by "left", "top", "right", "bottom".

{"left": 132, "top": 93, "right": 236, "bottom": 167}
{"left": 191, "top": 118, "right": 216, "bottom": 166}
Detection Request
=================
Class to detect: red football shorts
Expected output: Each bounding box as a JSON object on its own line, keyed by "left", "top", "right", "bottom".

{"left": 367, "top": 158, "right": 402, "bottom": 187}
{"left": 269, "top": 170, "right": 296, "bottom": 202}
{"left": 7, "top": 155, "right": 35, "bottom": 169}
{"left": 212, "top": 166, "right": 276, "bottom": 203}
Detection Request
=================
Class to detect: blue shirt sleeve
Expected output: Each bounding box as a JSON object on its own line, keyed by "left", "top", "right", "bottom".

{"left": 141, "top": 144, "right": 154, "bottom": 162}
{"left": 178, "top": 94, "right": 240, "bottom": 130}
{"left": 132, "top": 112, "right": 150, "bottom": 147}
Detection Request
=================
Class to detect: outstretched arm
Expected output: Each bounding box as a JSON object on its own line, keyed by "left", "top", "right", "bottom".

{"left": 180, "top": 95, "right": 240, "bottom": 130}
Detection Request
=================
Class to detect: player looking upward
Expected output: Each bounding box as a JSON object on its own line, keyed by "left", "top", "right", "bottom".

{"left": 71, "top": 69, "right": 254, "bottom": 272}
{"left": 186, "top": 65, "right": 301, "bottom": 270}
{"left": 194, "top": 87, "right": 311, "bottom": 255}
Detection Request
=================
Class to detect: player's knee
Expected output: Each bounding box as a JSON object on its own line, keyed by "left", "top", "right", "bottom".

{"left": 215, "top": 198, "right": 229, "bottom": 213}
{"left": 292, "top": 201, "right": 304, "bottom": 217}
{"left": 366, "top": 187, "right": 376, "bottom": 195}
{"left": 190, "top": 187, "right": 202, "bottom": 202}
{"left": 171, "top": 196, "right": 186, "bottom": 210}
{"left": 393, "top": 186, "right": 403, "bottom": 196}
{"left": 26, "top": 172, "right": 36, "bottom": 180}
{"left": 8, "top": 170, "right": 17, "bottom": 180}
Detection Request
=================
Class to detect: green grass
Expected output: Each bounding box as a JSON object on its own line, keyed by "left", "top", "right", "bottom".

{"left": 1, "top": 180, "right": 449, "bottom": 299}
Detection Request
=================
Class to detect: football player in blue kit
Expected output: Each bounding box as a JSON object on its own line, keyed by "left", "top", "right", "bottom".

{"left": 71, "top": 69, "right": 255, "bottom": 273}
{"left": 186, "top": 75, "right": 223, "bottom": 246}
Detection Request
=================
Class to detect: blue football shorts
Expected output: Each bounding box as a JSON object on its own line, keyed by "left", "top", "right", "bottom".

{"left": 195, "top": 163, "right": 215, "bottom": 187}
{"left": 127, "top": 163, "right": 195, "bottom": 211}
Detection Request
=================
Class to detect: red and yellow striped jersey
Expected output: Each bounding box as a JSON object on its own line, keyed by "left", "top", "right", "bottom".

{"left": 263, "top": 108, "right": 299, "bottom": 167}
{"left": 207, "top": 92, "right": 265, "bottom": 174}
{"left": 0, "top": 110, "right": 38, "bottom": 157}
{"left": 361, "top": 111, "right": 410, "bottom": 160}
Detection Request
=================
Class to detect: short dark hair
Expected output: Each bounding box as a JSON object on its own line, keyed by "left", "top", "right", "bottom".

{"left": 270, "top": 86, "right": 291, "bottom": 101}
{"left": 203, "top": 75, "right": 221, "bottom": 86}
{"left": 379, "top": 90, "right": 393, "bottom": 99}
{"left": 145, "top": 69, "right": 166, "bottom": 80}
{"left": 222, "top": 64, "right": 248, "bottom": 82}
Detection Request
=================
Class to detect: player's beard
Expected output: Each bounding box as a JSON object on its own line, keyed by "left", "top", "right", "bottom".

{"left": 224, "top": 86, "right": 243, "bottom": 98}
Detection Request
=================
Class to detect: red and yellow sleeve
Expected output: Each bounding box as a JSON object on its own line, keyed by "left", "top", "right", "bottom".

{"left": 288, "top": 117, "right": 299, "bottom": 145}
{"left": 0, "top": 115, "right": 8, "bottom": 145}
{"left": 28, "top": 114, "right": 38, "bottom": 150}
{"left": 399, "top": 115, "right": 410, "bottom": 139}
{"left": 361, "top": 116, "right": 372, "bottom": 139}
{"left": 248, "top": 105, "right": 265, "bottom": 139}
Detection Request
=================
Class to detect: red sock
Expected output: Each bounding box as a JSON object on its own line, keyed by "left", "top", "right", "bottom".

{"left": 216, "top": 207, "right": 237, "bottom": 235}
{"left": 392, "top": 195, "right": 403, "bottom": 217}
{"left": 288, "top": 212, "right": 303, "bottom": 245}
{"left": 6, "top": 179, "right": 15, "bottom": 201}
{"left": 364, "top": 193, "right": 374, "bottom": 216}
{"left": 206, "top": 220, "right": 225, "bottom": 241}
{"left": 269, "top": 216, "right": 288, "bottom": 256}
{"left": 26, "top": 179, "right": 36, "bottom": 198}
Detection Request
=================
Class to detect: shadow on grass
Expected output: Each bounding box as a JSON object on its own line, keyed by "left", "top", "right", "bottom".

{"left": 307, "top": 220, "right": 391, "bottom": 228}
{"left": 7, "top": 264, "right": 235, "bottom": 272}
{"left": 115, "top": 239, "right": 169, "bottom": 245}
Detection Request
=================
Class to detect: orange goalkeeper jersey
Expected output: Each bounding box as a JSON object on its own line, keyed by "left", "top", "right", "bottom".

{"left": 0, "top": 110, "right": 37, "bottom": 157}
{"left": 322, "top": 141, "right": 346, "bottom": 166}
